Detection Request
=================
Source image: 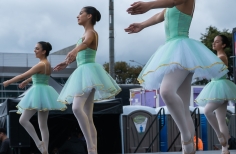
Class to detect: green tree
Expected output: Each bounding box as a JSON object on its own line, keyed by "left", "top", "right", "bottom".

{"left": 103, "top": 61, "right": 142, "bottom": 84}
{"left": 194, "top": 26, "right": 233, "bottom": 85}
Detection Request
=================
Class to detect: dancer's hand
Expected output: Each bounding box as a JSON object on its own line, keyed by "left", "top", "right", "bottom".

{"left": 19, "top": 80, "right": 29, "bottom": 89}
{"left": 3, "top": 80, "right": 10, "bottom": 87}
{"left": 53, "top": 61, "right": 68, "bottom": 71}
{"left": 125, "top": 23, "right": 144, "bottom": 34}
{"left": 127, "top": 1, "right": 151, "bottom": 15}
{"left": 65, "top": 50, "right": 77, "bottom": 65}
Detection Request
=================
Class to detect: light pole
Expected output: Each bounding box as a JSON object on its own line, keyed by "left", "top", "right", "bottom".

{"left": 109, "top": 0, "right": 115, "bottom": 78}
{"left": 129, "top": 60, "right": 145, "bottom": 67}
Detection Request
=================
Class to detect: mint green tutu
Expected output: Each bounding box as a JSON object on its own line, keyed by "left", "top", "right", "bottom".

{"left": 57, "top": 39, "right": 121, "bottom": 104}
{"left": 195, "top": 75, "right": 236, "bottom": 106}
{"left": 16, "top": 74, "right": 67, "bottom": 114}
{"left": 137, "top": 7, "right": 228, "bottom": 90}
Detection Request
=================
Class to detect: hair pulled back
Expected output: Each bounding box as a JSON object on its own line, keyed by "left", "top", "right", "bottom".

{"left": 38, "top": 41, "right": 52, "bottom": 57}
{"left": 83, "top": 6, "right": 101, "bottom": 25}
{"left": 218, "top": 34, "right": 230, "bottom": 49}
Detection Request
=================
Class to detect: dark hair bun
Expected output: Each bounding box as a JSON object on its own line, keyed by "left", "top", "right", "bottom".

{"left": 46, "top": 42, "right": 52, "bottom": 52}
{"left": 38, "top": 41, "right": 52, "bottom": 57}
{"left": 84, "top": 6, "right": 101, "bottom": 25}
{"left": 218, "top": 34, "right": 230, "bottom": 49}
{"left": 95, "top": 9, "right": 101, "bottom": 22}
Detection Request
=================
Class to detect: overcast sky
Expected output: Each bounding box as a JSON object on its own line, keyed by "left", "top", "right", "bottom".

{"left": 0, "top": 0, "right": 235, "bottom": 65}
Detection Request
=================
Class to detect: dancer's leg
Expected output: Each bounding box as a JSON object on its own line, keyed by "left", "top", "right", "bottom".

{"left": 204, "top": 102, "right": 225, "bottom": 138}
{"left": 160, "top": 69, "right": 194, "bottom": 153}
{"left": 19, "top": 110, "right": 41, "bottom": 146}
{"left": 215, "top": 102, "right": 229, "bottom": 151}
{"left": 38, "top": 111, "right": 49, "bottom": 151}
{"left": 72, "top": 91, "right": 96, "bottom": 153}
{"left": 83, "top": 89, "right": 97, "bottom": 150}
{"left": 177, "top": 73, "right": 195, "bottom": 137}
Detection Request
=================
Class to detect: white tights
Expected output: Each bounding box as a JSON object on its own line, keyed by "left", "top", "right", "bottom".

{"left": 19, "top": 110, "right": 49, "bottom": 152}
{"left": 160, "top": 69, "right": 195, "bottom": 153}
{"left": 204, "top": 101, "right": 229, "bottom": 151}
{"left": 72, "top": 89, "right": 97, "bottom": 154}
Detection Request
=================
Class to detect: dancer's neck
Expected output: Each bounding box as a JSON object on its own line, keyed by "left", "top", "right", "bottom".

{"left": 217, "top": 49, "right": 225, "bottom": 56}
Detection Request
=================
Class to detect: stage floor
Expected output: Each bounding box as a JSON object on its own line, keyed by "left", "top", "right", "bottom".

{"left": 126, "top": 150, "right": 236, "bottom": 154}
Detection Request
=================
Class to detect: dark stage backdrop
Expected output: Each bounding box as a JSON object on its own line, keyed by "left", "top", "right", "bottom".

{"left": 0, "top": 98, "right": 123, "bottom": 154}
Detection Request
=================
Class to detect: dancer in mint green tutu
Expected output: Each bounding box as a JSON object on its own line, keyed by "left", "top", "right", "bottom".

{"left": 53, "top": 6, "right": 121, "bottom": 154}
{"left": 3, "top": 41, "right": 67, "bottom": 154}
{"left": 125, "top": 0, "right": 228, "bottom": 154}
{"left": 195, "top": 35, "right": 233, "bottom": 154}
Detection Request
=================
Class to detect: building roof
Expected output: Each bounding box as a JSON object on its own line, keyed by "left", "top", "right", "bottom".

{"left": 51, "top": 44, "right": 76, "bottom": 55}
{"left": 0, "top": 53, "right": 76, "bottom": 77}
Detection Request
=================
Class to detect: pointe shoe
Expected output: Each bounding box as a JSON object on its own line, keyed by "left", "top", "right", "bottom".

{"left": 222, "top": 150, "right": 230, "bottom": 154}
{"left": 37, "top": 141, "right": 48, "bottom": 154}
{"left": 218, "top": 132, "right": 227, "bottom": 147}
{"left": 182, "top": 136, "right": 196, "bottom": 154}
{"left": 88, "top": 147, "right": 97, "bottom": 154}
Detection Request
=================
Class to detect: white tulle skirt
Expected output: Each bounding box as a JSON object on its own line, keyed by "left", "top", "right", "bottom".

{"left": 195, "top": 76, "right": 236, "bottom": 106}
{"left": 138, "top": 36, "right": 228, "bottom": 90}
{"left": 57, "top": 63, "right": 121, "bottom": 104}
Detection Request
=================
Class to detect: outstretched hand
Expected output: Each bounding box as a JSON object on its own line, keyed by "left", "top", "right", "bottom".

{"left": 53, "top": 61, "right": 68, "bottom": 72}
{"left": 127, "top": 1, "right": 151, "bottom": 15}
{"left": 19, "top": 80, "right": 29, "bottom": 89}
{"left": 3, "top": 81, "right": 10, "bottom": 88}
{"left": 124, "top": 23, "right": 144, "bottom": 34}
{"left": 65, "top": 50, "right": 77, "bottom": 65}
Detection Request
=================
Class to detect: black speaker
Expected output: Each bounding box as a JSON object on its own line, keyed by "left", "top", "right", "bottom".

{"left": 8, "top": 110, "right": 30, "bottom": 147}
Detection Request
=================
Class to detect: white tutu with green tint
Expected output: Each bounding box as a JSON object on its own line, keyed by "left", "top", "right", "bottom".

{"left": 16, "top": 74, "right": 67, "bottom": 114}
{"left": 138, "top": 37, "right": 228, "bottom": 90}
{"left": 195, "top": 75, "right": 236, "bottom": 106}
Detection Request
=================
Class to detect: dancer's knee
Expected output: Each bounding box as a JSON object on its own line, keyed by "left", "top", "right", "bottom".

{"left": 87, "top": 117, "right": 92, "bottom": 124}
{"left": 38, "top": 121, "right": 48, "bottom": 130}
{"left": 204, "top": 107, "right": 212, "bottom": 117}
{"left": 72, "top": 106, "right": 82, "bottom": 116}
{"left": 160, "top": 88, "right": 174, "bottom": 103}
{"left": 19, "top": 117, "right": 27, "bottom": 126}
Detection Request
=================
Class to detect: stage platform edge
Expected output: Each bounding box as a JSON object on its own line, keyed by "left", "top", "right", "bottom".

{"left": 123, "top": 150, "right": 236, "bottom": 154}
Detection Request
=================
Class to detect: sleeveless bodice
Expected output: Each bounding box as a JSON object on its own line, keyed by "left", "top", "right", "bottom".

{"left": 164, "top": 7, "right": 192, "bottom": 41}
{"left": 76, "top": 38, "right": 96, "bottom": 67}
{"left": 32, "top": 74, "right": 49, "bottom": 85}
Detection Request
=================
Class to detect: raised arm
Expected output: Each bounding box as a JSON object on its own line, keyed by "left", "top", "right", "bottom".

{"left": 18, "top": 77, "right": 32, "bottom": 89}
{"left": 3, "top": 63, "right": 44, "bottom": 87}
{"left": 127, "top": 0, "right": 191, "bottom": 15}
{"left": 142, "top": 9, "right": 165, "bottom": 28}
{"left": 53, "top": 31, "right": 96, "bottom": 71}
{"left": 125, "top": 9, "right": 165, "bottom": 34}
{"left": 65, "top": 30, "right": 96, "bottom": 64}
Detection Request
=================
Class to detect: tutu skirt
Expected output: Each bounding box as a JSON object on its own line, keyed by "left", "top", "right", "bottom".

{"left": 195, "top": 76, "right": 236, "bottom": 106}
{"left": 138, "top": 36, "right": 228, "bottom": 90}
{"left": 57, "top": 63, "right": 121, "bottom": 104}
{"left": 17, "top": 84, "right": 67, "bottom": 114}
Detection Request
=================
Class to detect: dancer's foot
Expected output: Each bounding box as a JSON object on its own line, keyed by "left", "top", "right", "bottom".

{"left": 218, "top": 132, "right": 227, "bottom": 147}
{"left": 88, "top": 147, "right": 97, "bottom": 154}
{"left": 222, "top": 149, "right": 230, "bottom": 154}
{"left": 182, "top": 135, "right": 195, "bottom": 154}
{"left": 37, "top": 141, "right": 48, "bottom": 154}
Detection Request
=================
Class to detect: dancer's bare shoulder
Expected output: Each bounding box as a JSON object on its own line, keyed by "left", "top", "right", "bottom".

{"left": 218, "top": 55, "right": 228, "bottom": 66}
{"left": 176, "top": 0, "right": 195, "bottom": 16}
